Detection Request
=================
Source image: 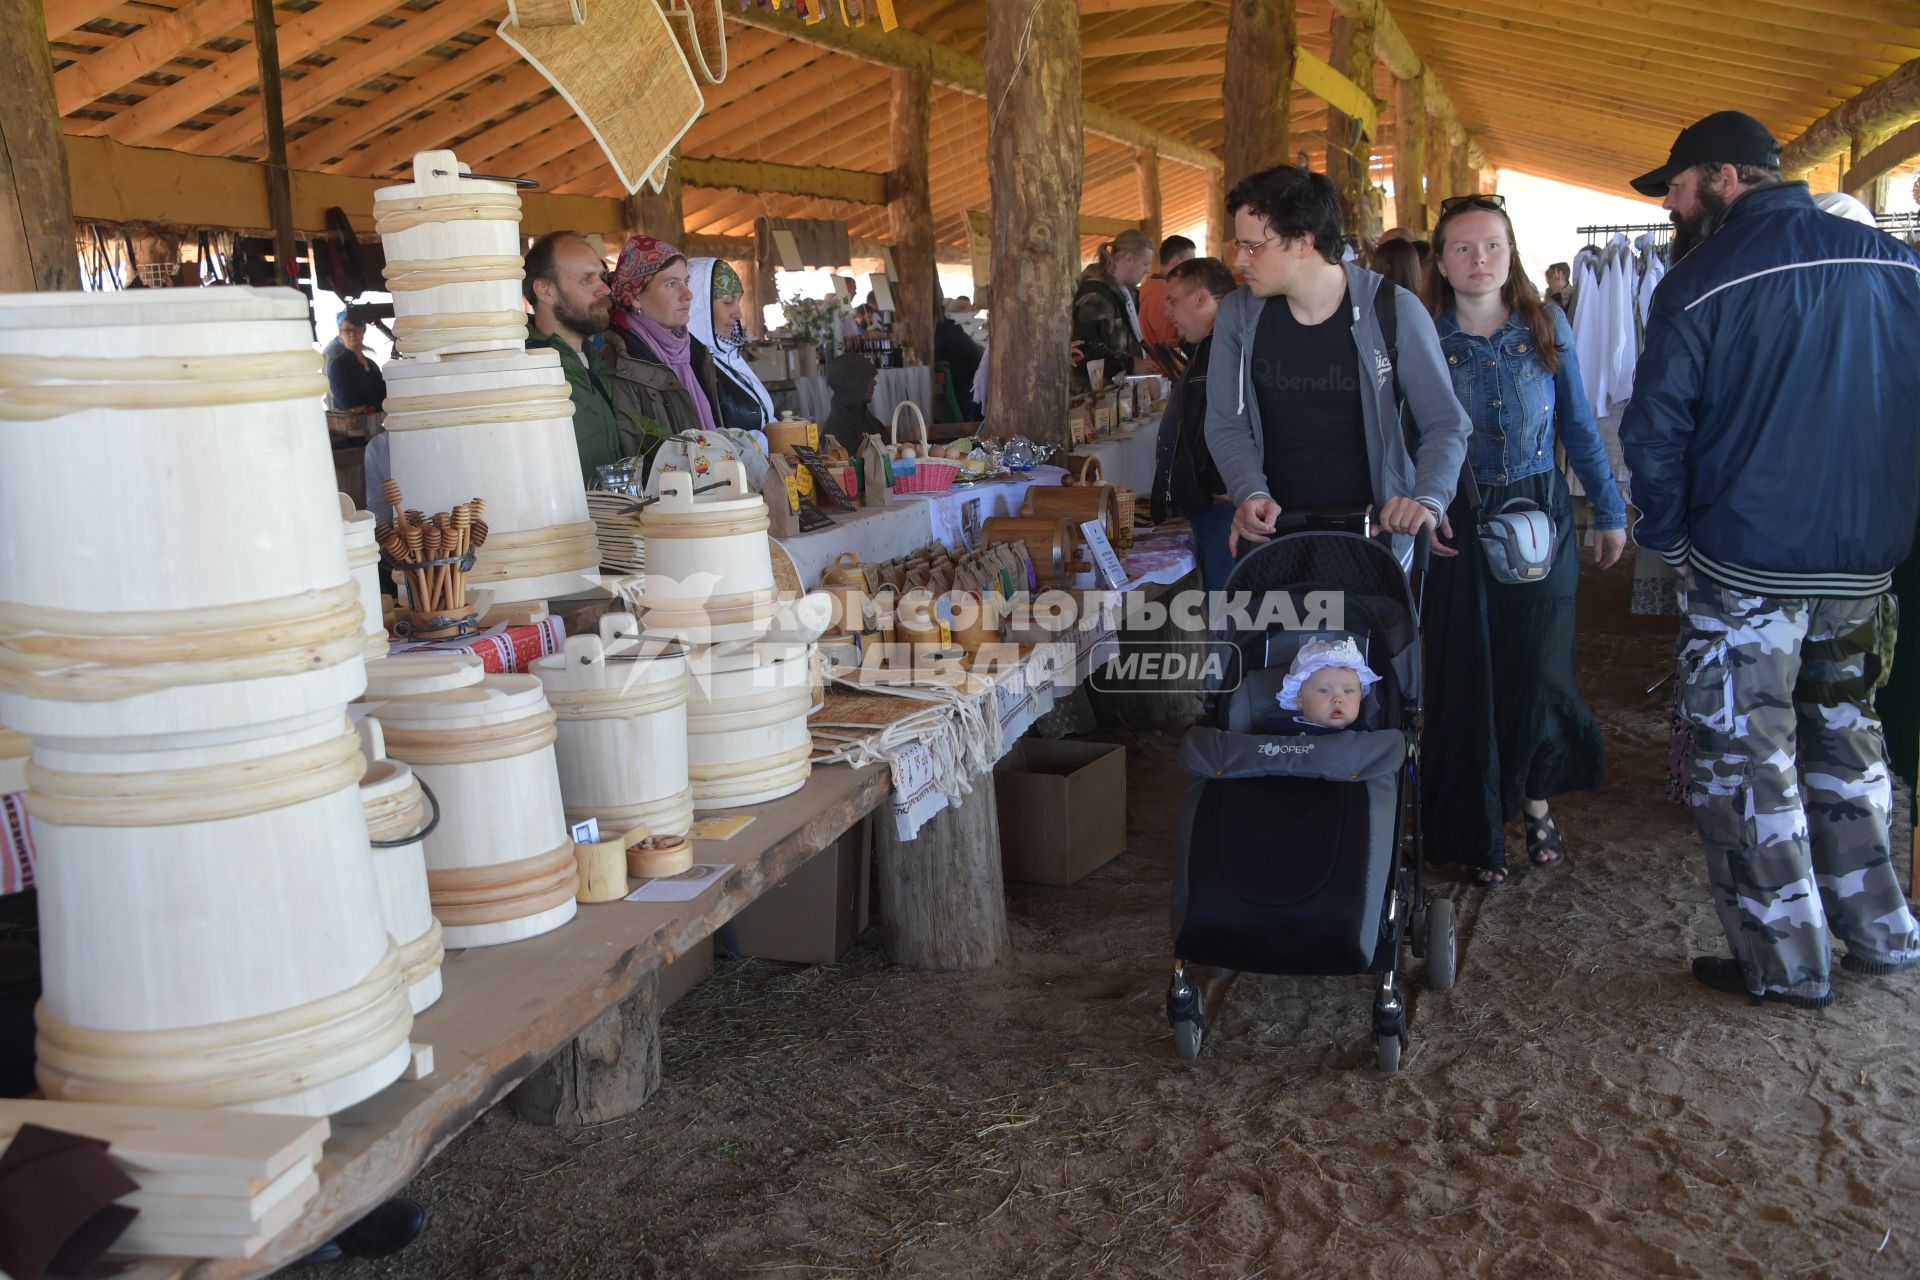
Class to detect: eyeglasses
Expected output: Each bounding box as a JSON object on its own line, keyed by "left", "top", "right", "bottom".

{"left": 1440, "top": 194, "right": 1507, "bottom": 213}
{"left": 1234, "top": 234, "right": 1281, "bottom": 257}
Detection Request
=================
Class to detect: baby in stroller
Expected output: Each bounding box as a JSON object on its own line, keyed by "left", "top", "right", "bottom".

{"left": 1258, "top": 635, "right": 1379, "bottom": 737}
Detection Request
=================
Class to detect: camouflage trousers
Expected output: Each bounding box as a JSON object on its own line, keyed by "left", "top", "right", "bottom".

{"left": 1678, "top": 579, "right": 1920, "bottom": 1001}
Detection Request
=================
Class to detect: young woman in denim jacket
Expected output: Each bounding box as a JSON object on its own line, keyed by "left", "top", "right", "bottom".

{"left": 1420, "top": 196, "right": 1629, "bottom": 885}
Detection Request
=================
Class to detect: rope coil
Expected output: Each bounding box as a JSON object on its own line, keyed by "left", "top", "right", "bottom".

{"left": 35, "top": 943, "right": 411, "bottom": 1108}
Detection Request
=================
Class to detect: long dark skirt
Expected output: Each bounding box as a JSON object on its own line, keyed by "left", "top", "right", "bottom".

{"left": 1422, "top": 469, "right": 1606, "bottom": 871}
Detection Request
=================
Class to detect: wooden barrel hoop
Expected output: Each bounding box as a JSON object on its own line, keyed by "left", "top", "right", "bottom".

{"left": 378, "top": 706, "right": 558, "bottom": 766}
{"left": 426, "top": 840, "right": 578, "bottom": 926}
{"left": 0, "top": 351, "right": 326, "bottom": 421}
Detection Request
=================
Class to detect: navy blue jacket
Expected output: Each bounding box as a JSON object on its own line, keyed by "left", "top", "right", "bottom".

{"left": 1620, "top": 182, "right": 1920, "bottom": 597}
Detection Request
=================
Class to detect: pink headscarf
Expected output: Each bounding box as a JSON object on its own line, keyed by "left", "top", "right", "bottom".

{"left": 610, "top": 235, "right": 717, "bottom": 435}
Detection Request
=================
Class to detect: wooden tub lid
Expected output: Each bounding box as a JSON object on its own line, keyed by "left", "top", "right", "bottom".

{"left": 362, "top": 655, "right": 487, "bottom": 699}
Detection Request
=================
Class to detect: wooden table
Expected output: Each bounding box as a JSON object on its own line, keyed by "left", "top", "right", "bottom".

{"left": 119, "top": 763, "right": 888, "bottom": 1280}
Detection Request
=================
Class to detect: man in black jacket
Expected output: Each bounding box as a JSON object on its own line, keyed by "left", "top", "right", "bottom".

{"left": 1622, "top": 111, "right": 1920, "bottom": 1010}
{"left": 1150, "top": 256, "right": 1239, "bottom": 592}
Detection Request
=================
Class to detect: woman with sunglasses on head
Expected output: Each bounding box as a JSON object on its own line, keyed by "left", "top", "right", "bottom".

{"left": 1421, "top": 194, "right": 1629, "bottom": 886}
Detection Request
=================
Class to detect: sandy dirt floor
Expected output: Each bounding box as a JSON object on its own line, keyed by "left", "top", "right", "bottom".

{"left": 336, "top": 562, "right": 1920, "bottom": 1279}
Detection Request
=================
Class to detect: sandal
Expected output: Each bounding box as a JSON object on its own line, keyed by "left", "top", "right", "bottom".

{"left": 1472, "top": 866, "right": 1508, "bottom": 886}
{"left": 1526, "top": 812, "right": 1566, "bottom": 867}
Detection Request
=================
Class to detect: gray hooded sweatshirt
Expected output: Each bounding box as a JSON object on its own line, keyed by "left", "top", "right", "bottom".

{"left": 1202, "top": 262, "right": 1472, "bottom": 527}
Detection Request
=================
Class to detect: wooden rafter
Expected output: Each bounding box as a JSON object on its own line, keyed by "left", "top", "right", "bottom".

{"left": 181, "top": 0, "right": 498, "bottom": 157}
{"left": 1082, "top": 26, "right": 1223, "bottom": 58}
{"left": 43, "top": 0, "right": 120, "bottom": 39}
{"left": 53, "top": 0, "right": 250, "bottom": 115}
{"left": 1781, "top": 57, "right": 1920, "bottom": 175}
{"left": 285, "top": 35, "right": 519, "bottom": 168}
{"left": 1842, "top": 118, "right": 1920, "bottom": 191}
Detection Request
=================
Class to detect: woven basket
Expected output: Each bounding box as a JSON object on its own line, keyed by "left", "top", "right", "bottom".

{"left": 888, "top": 400, "right": 960, "bottom": 494}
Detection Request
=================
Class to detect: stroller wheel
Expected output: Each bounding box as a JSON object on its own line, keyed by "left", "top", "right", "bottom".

{"left": 1426, "top": 897, "right": 1457, "bottom": 993}
{"left": 1167, "top": 965, "right": 1205, "bottom": 1062}
{"left": 1375, "top": 1032, "right": 1403, "bottom": 1074}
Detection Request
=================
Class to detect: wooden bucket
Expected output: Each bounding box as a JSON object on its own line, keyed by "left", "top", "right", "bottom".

{"left": 638, "top": 460, "right": 778, "bottom": 643}
{"left": 340, "top": 494, "right": 390, "bottom": 663}
{"left": 27, "top": 708, "right": 412, "bottom": 1115}
{"left": 381, "top": 349, "right": 599, "bottom": 606}
{"left": 356, "top": 719, "right": 442, "bottom": 1015}
{"left": 764, "top": 415, "right": 817, "bottom": 458}
{"left": 373, "top": 150, "right": 527, "bottom": 357}
{"left": 372, "top": 676, "right": 578, "bottom": 949}
{"left": 981, "top": 516, "right": 1077, "bottom": 586}
{"left": 531, "top": 619, "right": 694, "bottom": 838}
{"left": 685, "top": 637, "right": 815, "bottom": 810}
{"left": 1021, "top": 483, "right": 1117, "bottom": 562}
{"left": 1060, "top": 454, "right": 1105, "bottom": 486}
{"left": 0, "top": 288, "right": 366, "bottom": 738}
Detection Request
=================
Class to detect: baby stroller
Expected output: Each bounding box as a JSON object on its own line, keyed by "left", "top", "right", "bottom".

{"left": 1166, "top": 511, "right": 1455, "bottom": 1073}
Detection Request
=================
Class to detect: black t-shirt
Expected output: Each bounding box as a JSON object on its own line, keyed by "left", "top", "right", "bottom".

{"left": 1252, "top": 290, "right": 1371, "bottom": 510}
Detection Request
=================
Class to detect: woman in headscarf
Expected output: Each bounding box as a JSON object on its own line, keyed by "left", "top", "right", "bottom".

{"left": 687, "top": 258, "right": 776, "bottom": 454}
{"left": 602, "top": 236, "right": 765, "bottom": 494}
{"left": 820, "top": 352, "right": 886, "bottom": 454}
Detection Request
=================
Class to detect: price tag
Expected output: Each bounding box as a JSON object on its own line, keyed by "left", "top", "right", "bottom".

{"left": 1078, "top": 519, "right": 1128, "bottom": 590}
{"left": 570, "top": 818, "right": 600, "bottom": 844}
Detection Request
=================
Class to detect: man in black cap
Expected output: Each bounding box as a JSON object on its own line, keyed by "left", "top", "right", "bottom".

{"left": 1621, "top": 111, "right": 1920, "bottom": 1012}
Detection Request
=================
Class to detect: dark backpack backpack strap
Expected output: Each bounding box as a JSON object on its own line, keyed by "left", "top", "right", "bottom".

{"left": 1374, "top": 275, "right": 1480, "bottom": 512}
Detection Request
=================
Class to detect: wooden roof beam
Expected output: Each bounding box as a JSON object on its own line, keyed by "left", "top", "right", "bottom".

{"left": 721, "top": 6, "right": 1221, "bottom": 174}
{"left": 1327, "top": 0, "right": 1489, "bottom": 170}
{"left": 1781, "top": 58, "right": 1920, "bottom": 177}
{"left": 45, "top": 0, "right": 122, "bottom": 39}
{"left": 89, "top": 0, "right": 416, "bottom": 145}
{"left": 1082, "top": 26, "right": 1225, "bottom": 58}
{"left": 178, "top": 0, "right": 498, "bottom": 157}
{"left": 681, "top": 156, "right": 888, "bottom": 204}
{"left": 1088, "top": 58, "right": 1222, "bottom": 84}
{"left": 1841, "top": 118, "right": 1920, "bottom": 193}
{"left": 287, "top": 36, "right": 522, "bottom": 169}
{"left": 53, "top": 0, "right": 251, "bottom": 115}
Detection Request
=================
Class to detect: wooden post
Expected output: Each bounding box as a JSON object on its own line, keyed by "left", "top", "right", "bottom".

{"left": 1205, "top": 164, "right": 1229, "bottom": 261}
{"left": 1134, "top": 145, "right": 1161, "bottom": 251}
{"left": 1392, "top": 74, "right": 1427, "bottom": 235}
{"left": 1222, "top": 0, "right": 1295, "bottom": 186}
{"left": 1451, "top": 143, "right": 1473, "bottom": 212}
{"left": 875, "top": 770, "right": 1013, "bottom": 970}
{"left": 508, "top": 972, "right": 662, "bottom": 1126}
{"left": 248, "top": 0, "right": 298, "bottom": 288}
{"left": 1, "top": 0, "right": 80, "bottom": 291}
{"left": 624, "top": 147, "right": 685, "bottom": 245}
{"left": 733, "top": 256, "right": 765, "bottom": 337}
{"left": 1848, "top": 126, "right": 1895, "bottom": 212}
{"left": 753, "top": 231, "right": 779, "bottom": 339}
{"left": 1424, "top": 96, "right": 1447, "bottom": 218}
{"left": 985, "top": 0, "right": 1081, "bottom": 450}
{"left": 1327, "top": 7, "right": 1377, "bottom": 250}
{"left": 887, "top": 63, "right": 935, "bottom": 367}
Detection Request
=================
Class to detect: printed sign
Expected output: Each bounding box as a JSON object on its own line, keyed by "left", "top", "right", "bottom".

{"left": 569, "top": 818, "right": 600, "bottom": 844}
{"left": 792, "top": 443, "right": 855, "bottom": 509}
{"left": 1079, "top": 519, "right": 1128, "bottom": 590}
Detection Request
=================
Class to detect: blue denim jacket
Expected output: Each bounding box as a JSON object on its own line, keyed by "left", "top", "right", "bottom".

{"left": 1436, "top": 304, "right": 1627, "bottom": 530}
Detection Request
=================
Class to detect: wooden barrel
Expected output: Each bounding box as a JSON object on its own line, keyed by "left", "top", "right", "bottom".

{"left": 685, "top": 638, "right": 815, "bottom": 810}
{"left": 360, "top": 653, "right": 487, "bottom": 700}
{"left": 0, "top": 288, "right": 366, "bottom": 738}
{"left": 28, "top": 708, "right": 412, "bottom": 1115}
{"left": 372, "top": 676, "right": 578, "bottom": 949}
{"left": 531, "top": 621, "right": 694, "bottom": 838}
{"left": 1022, "top": 483, "right": 1117, "bottom": 563}
{"left": 981, "top": 516, "right": 1077, "bottom": 586}
{"left": 0, "top": 724, "right": 28, "bottom": 796}
{"left": 764, "top": 415, "right": 817, "bottom": 458}
{"left": 638, "top": 460, "right": 778, "bottom": 643}
{"left": 340, "top": 494, "right": 390, "bottom": 662}
{"left": 382, "top": 349, "right": 599, "bottom": 607}
{"left": 357, "top": 719, "right": 443, "bottom": 1014}
{"left": 373, "top": 150, "right": 527, "bottom": 357}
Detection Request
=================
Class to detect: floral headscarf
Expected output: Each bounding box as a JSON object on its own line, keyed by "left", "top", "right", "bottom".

{"left": 610, "top": 235, "right": 683, "bottom": 310}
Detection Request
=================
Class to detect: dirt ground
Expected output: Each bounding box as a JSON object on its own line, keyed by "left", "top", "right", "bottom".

{"left": 338, "top": 563, "right": 1920, "bottom": 1279}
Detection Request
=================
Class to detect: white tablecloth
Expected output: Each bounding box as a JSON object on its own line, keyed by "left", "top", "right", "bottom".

{"left": 1074, "top": 414, "right": 1162, "bottom": 494}
{"left": 778, "top": 472, "right": 1060, "bottom": 587}
{"left": 792, "top": 366, "right": 933, "bottom": 432}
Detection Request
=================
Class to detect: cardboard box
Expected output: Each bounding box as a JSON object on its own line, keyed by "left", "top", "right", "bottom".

{"left": 658, "top": 934, "right": 714, "bottom": 1010}
{"left": 995, "top": 739, "right": 1128, "bottom": 886}
{"left": 727, "top": 821, "right": 872, "bottom": 965}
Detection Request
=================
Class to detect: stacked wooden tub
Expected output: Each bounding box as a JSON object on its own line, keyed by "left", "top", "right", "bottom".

{"left": 0, "top": 287, "right": 411, "bottom": 1116}
{"left": 374, "top": 150, "right": 598, "bottom": 611}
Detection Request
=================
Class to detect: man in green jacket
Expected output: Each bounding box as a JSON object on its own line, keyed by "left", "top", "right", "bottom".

{"left": 524, "top": 231, "right": 622, "bottom": 483}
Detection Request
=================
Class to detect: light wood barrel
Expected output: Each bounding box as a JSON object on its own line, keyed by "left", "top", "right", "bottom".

{"left": 981, "top": 516, "right": 1077, "bottom": 586}
{"left": 532, "top": 622, "right": 694, "bottom": 838}
{"left": 27, "top": 708, "right": 411, "bottom": 1115}
{"left": 685, "top": 638, "right": 815, "bottom": 810}
{"left": 341, "top": 494, "right": 390, "bottom": 662}
{"left": 382, "top": 349, "right": 598, "bottom": 606}
{"left": 373, "top": 151, "right": 527, "bottom": 357}
{"left": 638, "top": 460, "right": 778, "bottom": 643}
{"left": 372, "top": 676, "right": 578, "bottom": 948}
{"left": 0, "top": 288, "right": 366, "bottom": 737}
{"left": 0, "top": 725, "right": 25, "bottom": 796}
{"left": 358, "top": 720, "right": 443, "bottom": 1014}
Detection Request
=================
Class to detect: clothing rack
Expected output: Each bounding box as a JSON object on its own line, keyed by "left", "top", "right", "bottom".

{"left": 1575, "top": 223, "right": 1672, "bottom": 237}
{"left": 1874, "top": 211, "right": 1920, "bottom": 231}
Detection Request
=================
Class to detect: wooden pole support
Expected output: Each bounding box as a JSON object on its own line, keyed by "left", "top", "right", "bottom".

{"left": 887, "top": 63, "right": 935, "bottom": 366}
{"left": 508, "top": 972, "right": 661, "bottom": 1127}
{"left": 1222, "top": 0, "right": 1296, "bottom": 188}
{"left": 248, "top": 0, "right": 298, "bottom": 288}
{"left": 1, "top": 0, "right": 82, "bottom": 291}
{"left": 875, "top": 768, "right": 1014, "bottom": 970}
